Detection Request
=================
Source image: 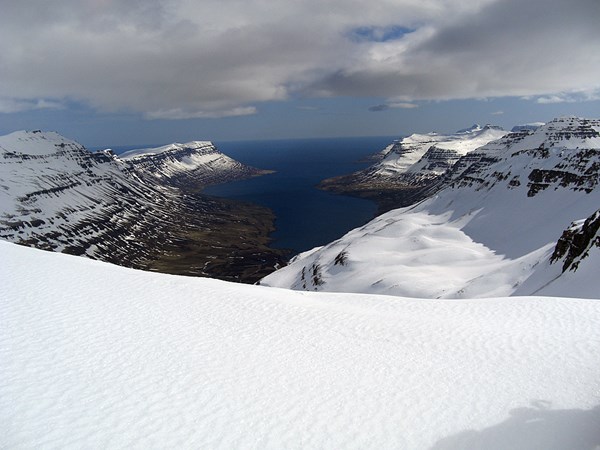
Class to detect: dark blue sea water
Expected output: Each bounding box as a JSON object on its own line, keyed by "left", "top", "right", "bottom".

{"left": 205, "top": 137, "right": 396, "bottom": 254}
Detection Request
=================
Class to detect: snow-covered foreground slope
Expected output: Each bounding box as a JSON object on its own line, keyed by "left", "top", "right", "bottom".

{"left": 264, "top": 117, "right": 600, "bottom": 298}
{"left": 2, "top": 240, "right": 599, "bottom": 449}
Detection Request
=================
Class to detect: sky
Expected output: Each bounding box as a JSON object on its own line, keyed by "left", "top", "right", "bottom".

{"left": 1, "top": 0, "right": 599, "bottom": 147}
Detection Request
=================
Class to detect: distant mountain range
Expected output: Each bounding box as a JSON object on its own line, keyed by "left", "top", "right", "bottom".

{"left": 0, "top": 131, "right": 284, "bottom": 282}
{"left": 262, "top": 117, "right": 600, "bottom": 298}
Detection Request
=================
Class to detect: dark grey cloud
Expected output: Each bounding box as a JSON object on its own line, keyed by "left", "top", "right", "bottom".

{"left": 0, "top": 0, "right": 598, "bottom": 118}
{"left": 308, "top": 0, "right": 600, "bottom": 102}
{"left": 368, "top": 104, "right": 390, "bottom": 112}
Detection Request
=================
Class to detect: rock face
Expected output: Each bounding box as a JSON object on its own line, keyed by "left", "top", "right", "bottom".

{"left": 0, "top": 130, "right": 285, "bottom": 282}
{"left": 262, "top": 117, "right": 600, "bottom": 299}
{"left": 551, "top": 209, "right": 600, "bottom": 272}
{"left": 319, "top": 124, "right": 508, "bottom": 212}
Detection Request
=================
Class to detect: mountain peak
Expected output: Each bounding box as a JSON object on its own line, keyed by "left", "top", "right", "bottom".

{"left": 455, "top": 124, "right": 481, "bottom": 133}
{"left": 511, "top": 122, "right": 545, "bottom": 132}
{"left": 0, "top": 130, "right": 84, "bottom": 156}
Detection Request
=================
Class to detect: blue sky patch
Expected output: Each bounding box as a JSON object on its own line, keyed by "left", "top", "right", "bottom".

{"left": 350, "top": 25, "right": 415, "bottom": 43}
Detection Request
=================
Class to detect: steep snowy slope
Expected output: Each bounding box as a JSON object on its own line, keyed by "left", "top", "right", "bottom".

{"left": 0, "top": 130, "right": 175, "bottom": 265}
{"left": 121, "top": 140, "right": 271, "bottom": 189}
{"left": 320, "top": 124, "right": 508, "bottom": 211}
{"left": 263, "top": 117, "right": 600, "bottom": 298}
{"left": 2, "top": 240, "right": 599, "bottom": 449}
{"left": 0, "top": 130, "right": 283, "bottom": 280}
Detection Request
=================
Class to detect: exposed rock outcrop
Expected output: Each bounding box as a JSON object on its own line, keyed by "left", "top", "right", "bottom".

{"left": 551, "top": 209, "right": 600, "bottom": 272}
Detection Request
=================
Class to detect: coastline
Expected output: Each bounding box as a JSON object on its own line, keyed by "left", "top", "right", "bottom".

{"left": 145, "top": 192, "right": 290, "bottom": 284}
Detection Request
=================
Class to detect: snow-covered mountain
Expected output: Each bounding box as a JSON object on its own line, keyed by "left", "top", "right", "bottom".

{"left": 0, "top": 130, "right": 282, "bottom": 280}
{"left": 320, "top": 124, "right": 508, "bottom": 211}
{"left": 120, "top": 140, "right": 271, "bottom": 189}
{"left": 262, "top": 117, "right": 600, "bottom": 299}
{"left": 511, "top": 122, "right": 545, "bottom": 132}
{"left": 3, "top": 240, "right": 600, "bottom": 449}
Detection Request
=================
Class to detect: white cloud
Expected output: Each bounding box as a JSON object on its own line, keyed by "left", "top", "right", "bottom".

{"left": 0, "top": 0, "right": 598, "bottom": 118}
{"left": 0, "top": 98, "right": 64, "bottom": 114}
{"left": 369, "top": 101, "right": 418, "bottom": 111}
{"left": 388, "top": 102, "right": 419, "bottom": 109}
{"left": 145, "top": 106, "right": 257, "bottom": 120}
{"left": 536, "top": 89, "right": 600, "bottom": 104}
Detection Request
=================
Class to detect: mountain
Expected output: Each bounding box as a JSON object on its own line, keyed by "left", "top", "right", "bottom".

{"left": 319, "top": 124, "right": 508, "bottom": 212}
{"left": 511, "top": 122, "right": 545, "bottom": 132}
{"left": 3, "top": 240, "right": 600, "bottom": 448}
{"left": 0, "top": 130, "right": 285, "bottom": 282}
{"left": 120, "top": 140, "right": 272, "bottom": 189}
{"left": 262, "top": 117, "right": 600, "bottom": 299}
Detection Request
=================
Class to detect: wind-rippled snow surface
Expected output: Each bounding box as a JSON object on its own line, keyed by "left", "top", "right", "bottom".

{"left": 2, "top": 241, "right": 599, "bottom": 449}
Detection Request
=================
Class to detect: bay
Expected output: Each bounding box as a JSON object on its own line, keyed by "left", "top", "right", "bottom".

{"left": 207, "top": 136, "right": 396, "bottom": 255}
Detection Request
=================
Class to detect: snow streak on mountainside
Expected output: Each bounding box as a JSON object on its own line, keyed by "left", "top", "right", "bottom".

{"left": 263, "top": 117, "right": 600, "bottom": 299}
{"left": 319, "top": 124, "right": 508, "bottom": 212}
{"left": 2, "top": 241, "right": 600, "bottom": 449}
{"left": 0, "top": 130, "right": 283, "bottom": 280}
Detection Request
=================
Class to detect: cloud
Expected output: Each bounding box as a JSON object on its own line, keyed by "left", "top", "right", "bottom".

{"left": 308, "top": 0, "right": 600, "bottom": 101}
{"left": 350, "top": 25, "right": 415, "bottom": 43}
{"left": 0, "top": 0, "right": 598, "bottom": 118}
{"left": 369, "top": 101, "right": 418, "bottom": 111}
{"left": 535, "top": 89, "right": 600, "bottom": 104}
{"left": 388, "top": 102, "right": 418, "bottom": 109}
{"left": 0, "top": 98, "right": 64, "bottom": 114}
{"left": 368, "top": 104, "right": 390, "bottom": 112}
{"left": 145, "top": 106, "right": 257, "bottom": 120}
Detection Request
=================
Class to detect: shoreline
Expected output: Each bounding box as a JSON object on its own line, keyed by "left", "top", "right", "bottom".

{"left": 318, "top": 174, "right": 426, "bottom": 215}
{"left": 144, "top": 192, "right": 291, "bottom": 284}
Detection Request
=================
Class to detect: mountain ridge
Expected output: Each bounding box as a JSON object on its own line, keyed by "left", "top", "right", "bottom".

{"left": 319, "top": 123, "right": 508, "bottom": 213}
{"left": 120, "top": 140, "right": 273, "bottom": 190}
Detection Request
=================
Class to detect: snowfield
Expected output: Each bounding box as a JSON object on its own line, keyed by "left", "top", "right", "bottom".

{"left": 2, "top": 240, "right": 599, "bottom": 449}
